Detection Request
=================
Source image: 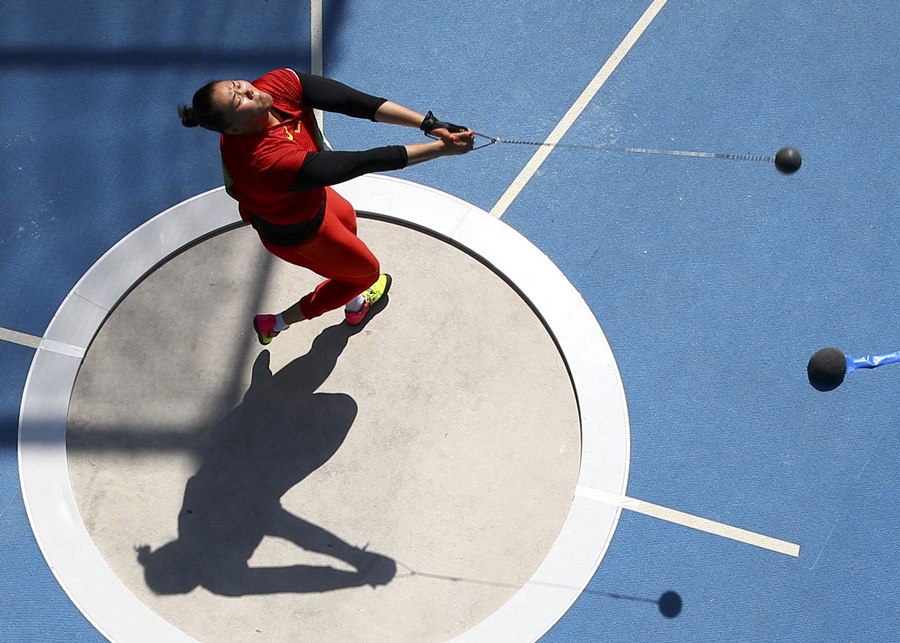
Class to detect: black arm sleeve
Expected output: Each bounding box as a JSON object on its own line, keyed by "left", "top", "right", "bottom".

{"left": 290, "top": 146, "right": 408, "bottom": 192}
{"left": 297, "top": 71, "right": 388, "bottom": 121}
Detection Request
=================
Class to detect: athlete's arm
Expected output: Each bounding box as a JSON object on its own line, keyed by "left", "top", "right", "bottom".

{"left": 289, "top": 135, "right": 471, "bottom": 191}
{"left": 289, "top": 73, "right": 472, "bottom": 190}
{"left": 295, "top": 72, "right": 469, "bottom": 136}
{"left": 296, "top": 72, "right": 387, "bottom": 120}
{"left": 289, "top": 146, "right": 408, "bottom": 191}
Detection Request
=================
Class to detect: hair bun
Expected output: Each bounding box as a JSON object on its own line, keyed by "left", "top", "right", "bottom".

{"left": 178, "top": 105, "right": 200, "bottom": 128}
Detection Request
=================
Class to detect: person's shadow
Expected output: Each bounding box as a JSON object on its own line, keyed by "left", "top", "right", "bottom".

{"left": 137, "top": 305, "right": 395, "bottom": 596}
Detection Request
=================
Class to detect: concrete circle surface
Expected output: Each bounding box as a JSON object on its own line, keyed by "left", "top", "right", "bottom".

{"left": 19, "top": 177, "right": 630, "bottom": 642}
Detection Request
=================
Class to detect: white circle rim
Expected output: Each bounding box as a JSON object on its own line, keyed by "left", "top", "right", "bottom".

{"left": 18, "top": 175, "right": 630, "bottom": 642}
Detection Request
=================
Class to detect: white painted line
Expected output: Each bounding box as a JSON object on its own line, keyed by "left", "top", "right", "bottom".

{"left": 489, "top": 0, "right": 670, "bottom": 218}
{"left": 635, "top": 498, "right": 801, "bottom": 557}
{"left": 576, "top": 485, "right": 800, "bottom": 557}
{"left": 0, "top": 326, "right": 41, "bottom": 349}
{"left": 310, "top": 0, "right": 325, "bottom": 133}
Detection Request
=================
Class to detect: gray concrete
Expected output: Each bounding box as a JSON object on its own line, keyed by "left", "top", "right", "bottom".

{"left": 67, "top": 219, "right": 581, "bottom": 642}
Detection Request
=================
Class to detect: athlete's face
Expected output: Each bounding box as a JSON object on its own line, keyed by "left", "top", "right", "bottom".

{"left": 214, "top": 80, "right": 274, "bottom": 134}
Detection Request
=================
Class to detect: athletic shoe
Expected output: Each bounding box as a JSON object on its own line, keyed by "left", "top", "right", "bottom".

{"left": 345, "top": 274, "right": 392, "bottom": 325}
{"left": 253, "top": 314, "right": 279, "bottom": 345}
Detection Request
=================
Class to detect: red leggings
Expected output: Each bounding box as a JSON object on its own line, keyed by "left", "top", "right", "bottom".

{"left": 259, "top": 187, "right": 379, "bottom": 320}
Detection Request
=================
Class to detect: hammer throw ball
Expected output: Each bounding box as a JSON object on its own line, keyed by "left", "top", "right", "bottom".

{"left": 807, "top": 347, "right": 846, "bottom": 391}
{"left": 774, "top": 147, "right": 802, "bottom": 174}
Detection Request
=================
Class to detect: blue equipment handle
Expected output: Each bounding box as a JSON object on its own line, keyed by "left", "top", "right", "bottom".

{"left": 845, "top": 350, "right": 900, "bottom": 373}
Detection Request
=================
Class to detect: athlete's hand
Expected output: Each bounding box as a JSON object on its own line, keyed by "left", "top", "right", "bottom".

{"left": 438, "top": 129, "right": 474, "bottom": 155}
{"left": 419, "top": 110, "right": 473, "bottom": 154}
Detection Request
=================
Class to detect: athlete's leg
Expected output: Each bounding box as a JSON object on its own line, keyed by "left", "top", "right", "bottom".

{"left": 264, "top": 189, "right": 379, "bottom": 323}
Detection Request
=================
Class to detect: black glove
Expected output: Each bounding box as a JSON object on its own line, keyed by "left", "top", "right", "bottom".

{"left": 420, "top": 110, "right": 468, "bottom": 135}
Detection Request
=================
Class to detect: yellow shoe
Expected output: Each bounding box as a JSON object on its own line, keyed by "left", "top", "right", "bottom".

{"left": 345, "top": 274, "right": 392, "bottom": 325}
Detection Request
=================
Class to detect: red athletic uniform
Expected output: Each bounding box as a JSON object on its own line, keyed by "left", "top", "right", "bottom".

{"left": 220, "top": 68, "right": 406, "bottom": 320}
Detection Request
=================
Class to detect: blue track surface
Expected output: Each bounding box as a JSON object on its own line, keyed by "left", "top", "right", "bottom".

{"left": 2, "top": 1, "right": 898, "bottom": 640}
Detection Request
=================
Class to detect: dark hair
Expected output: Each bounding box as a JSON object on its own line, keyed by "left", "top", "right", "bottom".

{"left": 178, "top": 80, "right": 230, "bottom": 133}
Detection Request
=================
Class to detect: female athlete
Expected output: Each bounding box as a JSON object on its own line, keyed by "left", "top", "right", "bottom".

{"left": 179, "top": 68, "right": 473, "bottom": 344}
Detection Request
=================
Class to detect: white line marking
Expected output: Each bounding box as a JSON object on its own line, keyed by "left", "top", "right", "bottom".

{"left": 577, "top": 485, "right": 801, "bottom": 557}
{"left": 0, "top": 326, "right": 41, "bottom": 349}
{"left": 808, "top": 512, "right": 843, "bottom": 570}
{"left": 310, "top": 0, "right": 325, "bottom": 133}
{"left": 39, "top": 339, "right": 86, "bottom": 359}
{"left": 490, "top": 0, "right": 670, "bottom": 218}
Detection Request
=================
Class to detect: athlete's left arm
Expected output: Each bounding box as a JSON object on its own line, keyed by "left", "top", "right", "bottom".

{"left": 297, "top": 72, "right": 387, "bottom": 120}
{"left": 296, "top": 72, "right": 435, "bottom": 130}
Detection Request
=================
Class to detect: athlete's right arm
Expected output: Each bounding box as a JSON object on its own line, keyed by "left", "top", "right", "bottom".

{"left": 403, "top": 137, "right": 473, "bottom": 166}
{"left": 288, "top": 135, "right": 472, "bottom": 191}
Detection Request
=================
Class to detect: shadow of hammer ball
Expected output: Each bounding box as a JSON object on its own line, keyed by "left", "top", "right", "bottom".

{"left": 807, "top": 347, "right": 846, "bottom": 391}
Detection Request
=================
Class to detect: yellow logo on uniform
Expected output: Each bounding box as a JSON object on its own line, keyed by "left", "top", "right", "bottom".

{"left": 283, "top": 121, "right": 303, "bottom": 142}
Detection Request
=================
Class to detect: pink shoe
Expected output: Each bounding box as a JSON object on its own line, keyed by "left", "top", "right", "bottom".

{"left": 253, "top": 314, "right": 279, "bottom": 345}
